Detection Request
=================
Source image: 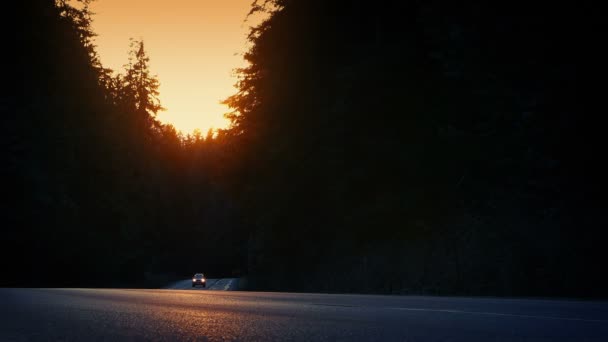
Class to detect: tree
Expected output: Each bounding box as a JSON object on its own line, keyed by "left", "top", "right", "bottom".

{"left": 123, "top": 39, "right": 164, "bottom": 127}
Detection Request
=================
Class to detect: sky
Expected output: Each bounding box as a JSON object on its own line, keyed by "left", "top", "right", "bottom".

{"left": 90, "top": 0, "right": 261, "bottom": 134}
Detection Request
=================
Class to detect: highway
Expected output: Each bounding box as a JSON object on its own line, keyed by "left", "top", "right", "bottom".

{"left": 1, "top": 288, "right": 607, "bottom": 341}
{"left": 165, "top": 278, "right": 239, "bottom": 291}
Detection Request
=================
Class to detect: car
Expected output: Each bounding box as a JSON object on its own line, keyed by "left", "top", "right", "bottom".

{"left": 192, "top": 273, "right": 206, "bottom": 287}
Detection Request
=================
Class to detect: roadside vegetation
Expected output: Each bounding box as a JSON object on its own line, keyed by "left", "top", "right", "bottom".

{"left": 3, "top": 0, "right": 601, "bottom": 297}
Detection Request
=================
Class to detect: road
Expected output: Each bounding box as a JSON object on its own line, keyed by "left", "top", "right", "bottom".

{"left": 1, "top": 288, "right": 607, "bottom": 341}
{"left": 165, "top": 278, "right": 239, "bottom": 291}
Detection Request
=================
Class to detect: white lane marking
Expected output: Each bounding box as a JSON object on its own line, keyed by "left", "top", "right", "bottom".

{"left": 390, "top": 307, "right": 608, "bottom": 323}
{"left": 223, "top": 279, "right": 233, "bottom": 291}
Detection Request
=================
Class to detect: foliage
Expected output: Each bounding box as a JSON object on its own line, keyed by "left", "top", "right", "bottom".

{"left": 222, "top": 0, "right": 602, "bottom": 297}
{"left": 2, "top": 0, "right": 244, "bottom": 287}
{"left": 4, "top": 0, "right": 602, "bottom": 298}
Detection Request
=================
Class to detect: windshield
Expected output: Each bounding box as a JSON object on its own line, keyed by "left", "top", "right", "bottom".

{"left": 194, "top": 274, "right": 204, "bottom": 278}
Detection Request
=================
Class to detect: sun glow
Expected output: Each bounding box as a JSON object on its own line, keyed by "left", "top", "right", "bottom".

{"left": 91, "top": 0, "right": 258, "bottom": 134}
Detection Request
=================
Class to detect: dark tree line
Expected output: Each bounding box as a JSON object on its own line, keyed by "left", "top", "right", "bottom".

{"left": 3, "top": 0, "right": 603, "bottom": 297}
{"left": 223, "top": 0, "right": 603, "bottom": 297}
{"left": 2, "top": 0, "right": 245, "bottom": 287}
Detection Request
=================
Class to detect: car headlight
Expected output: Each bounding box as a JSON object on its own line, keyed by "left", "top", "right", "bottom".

{"left": 192, "top": 279, "right": 196, "bottom": 281}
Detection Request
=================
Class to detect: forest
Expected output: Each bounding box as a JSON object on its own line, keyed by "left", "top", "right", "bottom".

{"left": 3, "top": 0, "right": 602, "bottom": 297}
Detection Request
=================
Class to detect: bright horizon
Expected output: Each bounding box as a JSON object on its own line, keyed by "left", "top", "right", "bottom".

{"left": 91, "top": 0, "right": 262, "bottom": 134}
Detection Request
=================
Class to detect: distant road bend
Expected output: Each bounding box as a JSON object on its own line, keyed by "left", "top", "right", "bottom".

{"left": 1, "top": 288, "right": 607, "bottom": 341}
{"left": 165, "top": 278, "right": 239, "bottom": 291}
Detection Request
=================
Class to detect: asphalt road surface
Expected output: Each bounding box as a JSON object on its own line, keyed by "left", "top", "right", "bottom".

{"left": 1, "top": 288, "right": 607, "bottom": 341}
{"left": 165, "top": 278, "right": 239, "bottom": 291}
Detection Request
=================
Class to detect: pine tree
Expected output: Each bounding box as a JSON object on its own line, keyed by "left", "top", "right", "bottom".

{"left": 123, "top": 39, "right": 164, "bottom": 128}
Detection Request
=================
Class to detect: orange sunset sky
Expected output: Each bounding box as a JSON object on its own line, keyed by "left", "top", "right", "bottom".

{"left": 91, "top": 0, "right": 261, "bottom": 133}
